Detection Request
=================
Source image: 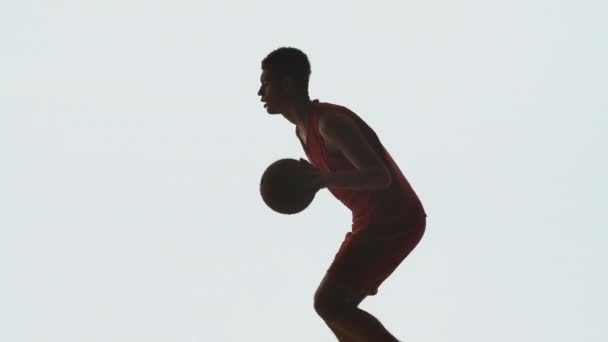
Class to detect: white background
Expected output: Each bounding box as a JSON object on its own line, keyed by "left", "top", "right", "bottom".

{"left": 2, "top": 1, "right": 607, "bottom": 341}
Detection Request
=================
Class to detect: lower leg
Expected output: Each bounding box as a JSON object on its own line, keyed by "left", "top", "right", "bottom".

{"left": 325, "top": 321, "right": 358, "bottom": 342}
{"left": 329, "top": 307, "right": 399, "bottom": 342}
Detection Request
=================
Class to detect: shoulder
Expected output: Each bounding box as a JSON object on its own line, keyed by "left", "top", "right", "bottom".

{"left": 316, "top": 103, "right": 362, "bottom": 136}
{"left": 316, "top": 105, "right": 375, "bottom": 157}
{"left": 314, "top": 101, "right": 384, "bottom": 153}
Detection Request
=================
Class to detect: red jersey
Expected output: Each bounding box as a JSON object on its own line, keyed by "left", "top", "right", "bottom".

{"left": 297, "top": 100, "right": 426, "bottom": 231}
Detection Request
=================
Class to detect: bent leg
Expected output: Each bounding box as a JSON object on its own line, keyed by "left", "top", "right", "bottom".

{"left": 315, "top": 221, "right": 425, "bottom": 341}
{"left": 314, "top": 272, "right": 399, "bottom": 342}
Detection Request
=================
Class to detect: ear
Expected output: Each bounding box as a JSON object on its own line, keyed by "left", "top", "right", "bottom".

{"left": 281, "top": 76, "right": 295, "bottom": 93}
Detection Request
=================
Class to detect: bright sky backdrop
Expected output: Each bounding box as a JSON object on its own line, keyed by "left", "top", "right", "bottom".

{"left": 2, "top": 1, "right": 607, "bottom": 341}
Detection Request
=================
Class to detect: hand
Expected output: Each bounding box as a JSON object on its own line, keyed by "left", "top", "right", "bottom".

{"left": 299, "top": 158, "right": 327, "bottom": 192}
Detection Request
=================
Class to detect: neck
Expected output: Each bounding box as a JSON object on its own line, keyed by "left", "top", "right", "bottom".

{"left": 282, "top": 97, "right": 313, "bottom": 129}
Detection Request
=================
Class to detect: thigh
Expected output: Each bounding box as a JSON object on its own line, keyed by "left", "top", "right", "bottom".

{"left": 327, "top": 220, "right": 426, "bottom": 296}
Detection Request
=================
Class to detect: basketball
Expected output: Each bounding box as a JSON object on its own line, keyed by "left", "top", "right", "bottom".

{"left": 260, "top": 158, "right": 319, "bottom": 214}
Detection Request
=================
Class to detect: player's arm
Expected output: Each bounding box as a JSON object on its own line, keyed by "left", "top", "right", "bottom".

{"left": 315, "top": 111, "right": 392, "bottom": 190}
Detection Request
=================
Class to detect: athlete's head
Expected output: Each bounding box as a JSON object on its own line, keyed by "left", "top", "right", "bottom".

{"left": 258, "top": 47, "right": 311, "bottom": 114}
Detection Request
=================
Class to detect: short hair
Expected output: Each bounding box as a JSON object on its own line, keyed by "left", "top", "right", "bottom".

{"left": 262, "top": 47, "right": 311, "bottom": 91}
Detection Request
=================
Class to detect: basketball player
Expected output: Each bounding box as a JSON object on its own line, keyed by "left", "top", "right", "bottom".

{"left": 258, "top": 47, "right": 427, "bottom": 342}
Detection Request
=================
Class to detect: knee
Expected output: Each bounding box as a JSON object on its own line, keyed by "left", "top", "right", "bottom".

{"left": 313, "top": 290, "right": 328, "bottom": 317}
{"left": 314, "top": 290, "right": 349, "bottom": 322}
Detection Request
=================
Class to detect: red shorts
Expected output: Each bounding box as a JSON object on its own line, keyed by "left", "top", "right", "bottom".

{"left": 326, "top": 216, "right": 426, "bottom": 295}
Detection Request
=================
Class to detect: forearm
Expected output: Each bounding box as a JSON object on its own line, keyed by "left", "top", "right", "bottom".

{"left": 321, "top": 167, "right": 392, "bottom": 191}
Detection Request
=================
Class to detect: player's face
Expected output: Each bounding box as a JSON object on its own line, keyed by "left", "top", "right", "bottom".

{"left": 258, "top": 69, "right": 289, "bottom": 114}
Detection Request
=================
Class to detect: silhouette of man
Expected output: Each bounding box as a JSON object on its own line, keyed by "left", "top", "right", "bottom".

{"left": 258, "top": 47, "right": 427, "bottom": 342}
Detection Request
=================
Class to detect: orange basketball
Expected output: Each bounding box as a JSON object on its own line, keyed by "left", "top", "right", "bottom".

{"left": 260, "top": 158, "right": 318, "bottom": 214}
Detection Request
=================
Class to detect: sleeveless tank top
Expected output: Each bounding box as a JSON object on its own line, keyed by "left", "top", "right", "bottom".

{"left": 297, "top": 100, "right": 426, "bottom": 231}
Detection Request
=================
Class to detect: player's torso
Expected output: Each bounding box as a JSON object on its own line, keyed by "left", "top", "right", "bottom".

{"left": 298, "top": 100, "right": 426, "bottom": 229}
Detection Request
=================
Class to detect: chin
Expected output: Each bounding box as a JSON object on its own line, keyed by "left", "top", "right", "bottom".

{"left": 266, "top": 107, "right": 280, "bottom": 115}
